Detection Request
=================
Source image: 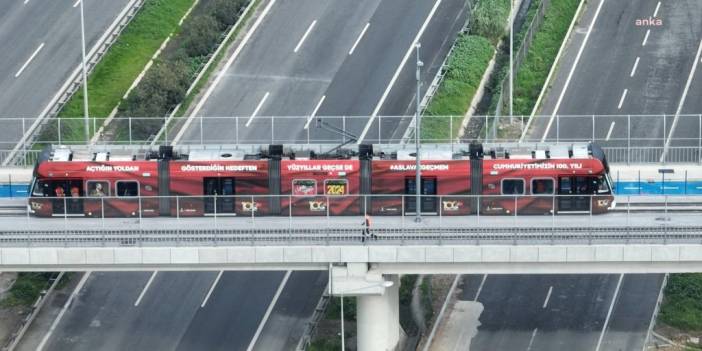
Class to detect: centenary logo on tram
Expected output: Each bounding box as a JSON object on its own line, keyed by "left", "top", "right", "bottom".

{"left": 308, "top": 201, "right": 327, "bottom": 212}
{"left": 241, "top": 201, "right": 259, "bottom": 212}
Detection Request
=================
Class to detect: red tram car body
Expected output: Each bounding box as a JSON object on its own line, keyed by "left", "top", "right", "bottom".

{"left": 28, "top": 143, "right": 615, "bottom": 217}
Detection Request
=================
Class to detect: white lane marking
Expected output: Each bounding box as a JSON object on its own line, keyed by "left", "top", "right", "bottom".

{"left": 246, "top": 92, "right": 270, "bottom": 127}
{"left": 304, "top": 95, "right": 326, "bottom": 129}
{"left": 642, "top": 29, "right": 650, "bottom": 46}
{"left": 541, "top": 0, "right": 605, "bottom": 142}
{"left": 349, "top": 22, "right": 370, "bottom": 55}
{"left": 595, "top": 274, "right": 624, "bottom": 351}
{"left": 660, "top": 39, "right": 702, "bottom": 162}
{"left": 201, "top": 271, "right": 223, "bottom": 308}
{"left": 73, "top": 0, "right": 81, "bottom": 7}
{"left": 174, "top": 0, "right": 277, "bottom": 143}
{"left": 474, "top": 274, "right": 488, "bottom": 301}
{"left": 15, "top": 42, "right": 45, "bottom": 78}
{"left": 653, "top": 1, "right": 661, "bottom": 17}
{"left": 357, "top": 0, "right": 443, "bottom": 143}
{"left": 37, "top": 272, "right": 92, "bottom": 351}
{"left": 293, "top": 20, "right": 317, "bottom": 53}
{"left": 526, "top": 328, "right": 538, "bottom": 351}
{"left": 617, "top": 89, "right": 628, "bottom": 110}
{"left": 542, "top": 286, "right": 553, "bottom": 308}
{"left": 605, "top": 121, "right": 616, "bottom": 141}
{"left": 134, "top": 271, "right": 158, "bottom": 307}
{"left": 630, "top": 57, "right": 640, "bottom": 77}
{"left": 247, "top": 271, "right": 292, "bottom": 351}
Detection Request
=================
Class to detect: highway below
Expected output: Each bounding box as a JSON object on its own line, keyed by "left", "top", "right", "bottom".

{"left": 37, "top": 0, "right": 469, "bottom": 350}
{"left": 0, "top": 0, "right": 134, "bottom": 151}
{"left": 462, "top": 274, "right": 665, "bottom": 351}
{"left": 534, "top": 0, "right": 702, "bottom": 150}
{"left": 471, "top": 0, "right": 702, "bottom": 350}
{"left": 175, "top": 0, "right": 468, "bottom": 145}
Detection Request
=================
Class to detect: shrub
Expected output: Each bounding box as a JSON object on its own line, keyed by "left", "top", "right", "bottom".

{"left": 660, "top": 274, "right": 702, "bottom": 331}
{"left": 208, "top": 0, "right": 246, "bottom": 27}
{"left": 2, "top": 273, "right": 53, "bottom": 306}
{"left": 180, "top": 15, "right": 221, "bottom": 57}
{"left": 470, "top": 0, "right": 510, "bottom": 43}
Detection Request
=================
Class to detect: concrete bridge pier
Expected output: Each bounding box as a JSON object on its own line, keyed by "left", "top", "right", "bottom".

{"left": 331, "top": 264, "right": 401, "bottom": 351}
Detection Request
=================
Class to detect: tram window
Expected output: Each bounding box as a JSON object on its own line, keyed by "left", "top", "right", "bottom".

{"left": 531, "top": 178, "right": 554, "bottom": 195}
{"left": 292, "top": 179, "right": 316, "bottom": 196}
{"left": 596, "top": 176, "right": 610, "bottom": 193}
{"left": 87, "top": 181, "right": 109, "bottom": 197}
{"left": 501, "top": 179, "right": 525, "bottom": 195}
{"left": 324, "top": 180, "right": 348, "bottom": 195}
{"left": 32, "top": 180, "right": 50, "bottom": 197}
{"left": 116, "top": 181, "right": 139, "bottom": 197}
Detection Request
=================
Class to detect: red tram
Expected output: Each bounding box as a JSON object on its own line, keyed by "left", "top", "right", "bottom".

{"left": 28, "top": 143, "right": 615, "bottom": 217}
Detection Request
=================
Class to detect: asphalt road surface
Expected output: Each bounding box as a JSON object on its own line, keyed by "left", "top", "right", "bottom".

{"left": 533, "top": 0, "right": 702, "bottom": 150}
{"left": 0, "top": 0, "right": 134, "bottom": 150}
{"left": 38, "top": 0, "right": 469, "bottom": 350}
{"left": 478, "top": 0, "right": 697, "bottom": 350}
{"left": 176, "top": 0, "right": 469, "bottom": 145}
{"left": 462, "top": 274, "right": 665, "bottom": 351}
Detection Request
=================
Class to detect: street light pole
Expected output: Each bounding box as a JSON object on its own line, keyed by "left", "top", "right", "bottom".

{"left": 340, "top": 294, "right": 345, "bottom": 351}
{"left": 414, "top": 43, "right": 423, "bottom": 223}
{"left": 80, "top": 0, "right": 90, "bottom": 143}
{"left": 509, "top": 0, "right": 513, "bottom": 121}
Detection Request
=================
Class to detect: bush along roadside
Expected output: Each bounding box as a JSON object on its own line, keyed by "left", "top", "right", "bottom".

{"left": 39, "top": 0, "right": 196, "bottom": 145}
{"left": 112, "top": 0, "right": 251, "bottom": 142}
{"left": 420, "top": 0, "right": 509, "bottom": 142}
{"left": 659, "top": 274, "right": 702, "bottom": 331}
{"left": 0, "top": 273, "right": 56, "bottom": 307}
{"left": 512, "top": 0, "right": 580, "bottom": 116}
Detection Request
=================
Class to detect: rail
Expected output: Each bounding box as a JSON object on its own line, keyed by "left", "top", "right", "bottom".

{"left": 0, "top": 194, "right": 699, "bottom": 247}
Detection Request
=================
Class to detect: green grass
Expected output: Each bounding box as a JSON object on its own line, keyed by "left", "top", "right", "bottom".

{"left": 325, "top": 296, "right": 356, "bottom": 321}
{"left": 308, "top": 338, "right": 342, "bottom": 351}
{"left": 55, "top": 0, "right": 195, "bottom": 142}
{"left": 512, "top": 0, "right": 580, "bottom": 115}
{"left": 470, "top": 0, "right": 510, "bottom": 44}
{"left": 659, "top": 274, "right": 702, "bottom": 331}
{"left": 1, "top": 273, "right": 54, "bottom": 307}
{"left": 486, "top": 0, "right": 542, "bottom": 115}
{"left": 422, "top": 35, "right": 494, "bottom": 141}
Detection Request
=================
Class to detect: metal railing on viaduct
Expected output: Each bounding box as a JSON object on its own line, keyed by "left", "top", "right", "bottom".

{"left": 1, "top": 194, "right": 702, "bottom": 272}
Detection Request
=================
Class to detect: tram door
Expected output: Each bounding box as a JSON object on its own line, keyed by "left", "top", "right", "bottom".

{"left": 404, "top": 178, "right": 437, "bottom": 214}
{"left": 558, "top": 176, "right": 591, "bottom": 212}
{"left": 203, "top": 177, "right": 235, "bottom": 214}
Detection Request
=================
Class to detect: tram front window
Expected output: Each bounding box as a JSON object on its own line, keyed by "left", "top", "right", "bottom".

{"left": 32, "top": 179, "right": 50, "bottom": 197}
{"left": 596, "top": 175, "right": 610, "bottom": 194}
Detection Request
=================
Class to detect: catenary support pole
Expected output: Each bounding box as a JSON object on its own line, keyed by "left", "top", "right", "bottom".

{"left": 415, "top": 43, "right": 423, "bottom": 223}
{"left": 80, "top": 0, "right": 90, "bottom": 143}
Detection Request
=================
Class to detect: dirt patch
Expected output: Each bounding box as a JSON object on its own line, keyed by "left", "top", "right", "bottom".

{"left": 654, "top": 323, "right": 702, "bottom": 350}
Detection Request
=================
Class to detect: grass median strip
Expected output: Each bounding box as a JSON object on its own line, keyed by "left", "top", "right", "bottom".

{"left": 51, "top": 0, "right": 195, "bottom": 142}
{"left": 421, "top": 35, "right": 493, "bottom": 142}
{"left": 513, "top": 0, "right": 580, "bottom": 115}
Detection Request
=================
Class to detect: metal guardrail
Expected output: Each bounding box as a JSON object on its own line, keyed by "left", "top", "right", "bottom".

{"left": 2, "top": 114, "right": 700, "bottom": 157}
{"left": 1, "top": 194, "right": 701, "bottom": 247}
